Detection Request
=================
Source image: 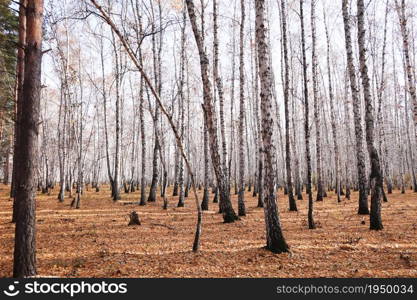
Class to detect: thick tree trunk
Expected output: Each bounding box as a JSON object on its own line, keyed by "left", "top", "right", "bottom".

{"left": 13, "top": 0, "right": 43, "bottom": 278}
{"left": 11, "top": 0, "right": 27, "bottom": 223}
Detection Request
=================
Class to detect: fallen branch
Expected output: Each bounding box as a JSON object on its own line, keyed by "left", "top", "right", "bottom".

{"left": 88, "top": 0, "right": 202, "bottom": 252}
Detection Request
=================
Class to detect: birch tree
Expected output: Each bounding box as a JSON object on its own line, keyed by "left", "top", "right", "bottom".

{"left": 238, "top": 0, "right": 246, "bottom": 216}
{"left": 280, "top": 0, "right": 297, "bottom": 211}
{"left": 300, "top": 0, "right": 315, "bottom": 229}
{"left": 357, "top": 0, "right": 383, "bottom": 230}
{"left": 256, "top": 0, "right": 289, "bottom": 252}
{"left": 342, "top": 0, "right": 369, "bottom": 215}
{"left": 186, "top": 0, "right": 239, "bottom": 223}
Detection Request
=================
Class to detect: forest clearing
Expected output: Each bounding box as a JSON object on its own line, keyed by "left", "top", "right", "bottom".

{"left": 0, "top": 184, "right": 415, "bottom": 278}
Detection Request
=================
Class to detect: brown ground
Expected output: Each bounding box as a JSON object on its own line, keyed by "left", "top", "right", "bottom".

{"left": 0, "top": 184, "right": 416, "bottom": 278}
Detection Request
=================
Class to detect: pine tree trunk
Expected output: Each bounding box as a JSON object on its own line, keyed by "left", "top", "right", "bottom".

{"left": 11, "top": 0, "right": 27, "bottom": 223}
{"left": 13, "top": 0, "right": 43, "bottom": 278}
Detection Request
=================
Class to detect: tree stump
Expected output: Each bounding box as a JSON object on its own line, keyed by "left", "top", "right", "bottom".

{"left": 163, "top": 197, "right": 168, "bottom": 210}
{"left": 128, "top": 211, "right": 141, "bottom": 226}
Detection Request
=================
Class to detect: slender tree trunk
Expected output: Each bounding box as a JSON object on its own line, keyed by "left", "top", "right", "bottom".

{"left": 291, "top": 94, "right": 302, "bottom": 201}
{"left": 310, "top": 0, "right": 323, "bottom": 202}
{"left": 177, "top": 6, "right": 186, "bottom": 208}
{"left": 396, "top": 0, "right": 417, "bottom": 139}
{"left": 396, "top": 0, "right": 417, "bottom": 192}
{"left": 256, "top": 0, "right": 289, "bottom": 253}
{"left": 100, "top": 36, "right": 114, "bottom": 198}
{"left": 90, "top": 0, "right": 203, "bottom": 251}
{"left": 73, "top": 55, "right": 84, "bottom": 209}
{"left": 300, "top": 0, "right": 315, "bottom": 229}
{"left": 357, "top": 0, "right": 383, "bottom": 230}
{"left": 147, "top": 4, "right": 160, "bottom": 203}
{"left": 324, "top": 10, "right": 341, "bottom": 203}
{"left": 237, "top": 0, "right": 246, "bottom": 216}
{"left": 186, "top": 0, "right": 238, "bottom": 223}
{"left": 202, "top": 120, "right": 210, "bottom": 210}
{"left": 172, "top": 150, "right": 179, "bottom": 196}
{"left": 253, "top": 45, "right": 264, "bottom": 208}
{"left": 212, "top": 0, "right": 228, "bottom": 185}
{"left": 148, "top": 109, "right": 160, "bottom": 203}
{"left": 375, "top": 1, "right": 390, "bottom": 201}
{"left": 110, "top": 30, "right": 121, "bottom": 201}
{"left": 342, "top": 0, "right": 369, "bottom": 214}
{"left": 57, "top": 84, "right": 66, "bottom": 203}
{"left": 281, "top": 0, "right": 297, "bottom": 211}
{"left": 137, "top": 16, "right": 147, "bottom": 206}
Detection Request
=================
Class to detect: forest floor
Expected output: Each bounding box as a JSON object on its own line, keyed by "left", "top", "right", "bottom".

{"left": 0, "top": 184, "right": 416, "bottom": 278}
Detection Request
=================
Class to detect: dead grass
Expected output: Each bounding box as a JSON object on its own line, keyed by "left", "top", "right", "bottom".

{"left": 0, "top": 184, "right": 416, "bottom": 278}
